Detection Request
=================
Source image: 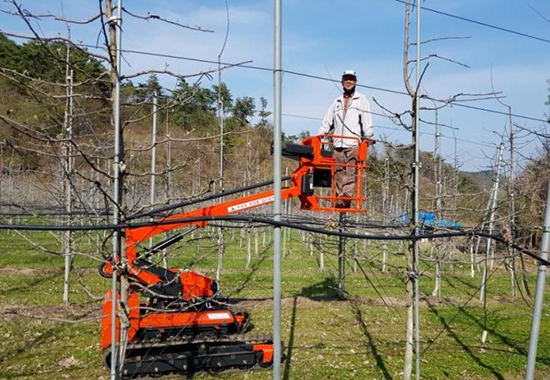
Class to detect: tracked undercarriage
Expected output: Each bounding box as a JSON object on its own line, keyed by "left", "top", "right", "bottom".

{"left": 105, "top": 333, "right": 274, "bottom": 378}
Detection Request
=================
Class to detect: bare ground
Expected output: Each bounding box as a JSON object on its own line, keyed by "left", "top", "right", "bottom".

{"left": 0, "top": 267, "right": 63, "bottom": 276}
{"left": 0, "top": 302, "right": 101, "bottom": 322}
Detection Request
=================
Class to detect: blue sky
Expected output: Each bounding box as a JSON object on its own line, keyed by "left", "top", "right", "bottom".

{"left": 2, "top": 0, "right": 549, "bottom": 171}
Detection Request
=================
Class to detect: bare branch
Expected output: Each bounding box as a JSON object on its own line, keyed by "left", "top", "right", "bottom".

{"left": 412, "top": 36, "right": 472, "bottom": 45}
{"left": 373, "top": 97, "right": 412, "bottom": 131}
{"left": 122, "top": 7, "right": 214, "bottom": 33}
{"left": 0, "top": 6, "right": 102, "bottom": 25}
{"left": 415, "top": 62, "right": 429, "bottom": 94}
{"left": 403, "top": 0, "right": 415, "bottom": 96}
{"left": 378, "top": 140, "right": 415, "bottom": 150}
{"left": 422, "top": 92, "right": 503, "bottom": 109}
{"left": 419, "top": 118, "right": 458, "bottom": 130}
{"left": 0, "top": 71, "right": 106, "bottom": 100}
{"left": 122, "top": 60, "right": 252, "bottom": 81}
{"left": 514, "top": 123, "right": 550, "bottom": 139}
{"left": 0, "top": 30, "right": 110, "bottom": 62}
{"left": 0, "top": 66, "right": 109, "bottom": 87}
{"left": 0, "top": 115, "right": 65, "bottom": 142}
{"left": 410, "top": 54, "right": 470, "bottom": 69}
{"left": 99, "top": 0, "right": 114, "bottom": 64}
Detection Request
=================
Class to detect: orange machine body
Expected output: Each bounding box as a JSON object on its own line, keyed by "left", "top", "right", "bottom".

{"left": 101, "top": 290, "right": 248, "bottom": 349}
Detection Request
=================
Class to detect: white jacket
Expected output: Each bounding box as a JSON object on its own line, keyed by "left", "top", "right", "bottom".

{"left": 318, "top": 91, "right": 373, "bottom": 148}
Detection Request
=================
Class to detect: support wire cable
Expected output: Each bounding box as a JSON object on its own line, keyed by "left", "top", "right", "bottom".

{"left": 1, "top": 215, "right": 549, "bottom": 266}
{"left": 392, "top": 0, "right": 550, "bottom": 45}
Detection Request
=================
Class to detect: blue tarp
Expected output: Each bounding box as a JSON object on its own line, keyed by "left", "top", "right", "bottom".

{"left": 390, "top": 211, "right": 463, "bottom": 229}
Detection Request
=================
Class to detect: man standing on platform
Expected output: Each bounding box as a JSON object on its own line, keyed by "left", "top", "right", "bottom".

{"left": 319, "top": 70, "right": 373, "bottom": 208}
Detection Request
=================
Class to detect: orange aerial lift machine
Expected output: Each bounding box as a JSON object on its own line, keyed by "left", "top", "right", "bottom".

{"left": 99, "top": 135, "right": 374, "bottom": 378}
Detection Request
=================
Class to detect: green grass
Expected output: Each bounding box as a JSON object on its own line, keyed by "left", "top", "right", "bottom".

{"left": 0, "top": 228, "right": 549, "bottom": 379}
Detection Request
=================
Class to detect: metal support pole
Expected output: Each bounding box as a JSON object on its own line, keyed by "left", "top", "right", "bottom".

{"left": 413, "top": 2, "right": 421, "bottom": 378}
{"left": 272, "top": 0, "right": 283, "bottom": 378}
{"left": 165, "top": 117, "right": 172, "bottom": 203}
{"left": 216, "top": 52, "right": 226, "bottom": 282}
{"left": 524, "top": 173, "right": 550, "bottom": 380}
{"left": 150, "top": 91, "right": 157, "bottom": 251}
{"left": 110, "top": 1, "right": 123, "bottom": 378}
{"left": 338, "top": 213, "right": 346, "bottom": 299}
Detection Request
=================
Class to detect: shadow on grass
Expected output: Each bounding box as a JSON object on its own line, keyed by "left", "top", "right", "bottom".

{"left": 443, "top": 275, "right": 478, "bottom": 297}
{"left": 427, "top": 300, "right": 505, "bottom": 380}
{"left": 0, "top": 273, "right": 59, "bottom": 297}
{"left": 350, "top": 299, "right": 393, "bottom": 380}
{"left": 299, "top": 275, "right": 339, "bottom": 300}
{"left": 456, "top": 305, "right": 550, "bottom": 367}
{"left": 0, "top": 323, "right": 64, "bottom": 372}
{"left": 225, "top": 249, "right": 268, "bottom": 298}
{"left": 282, "top": 296, "right": 298, "bottom": 380}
